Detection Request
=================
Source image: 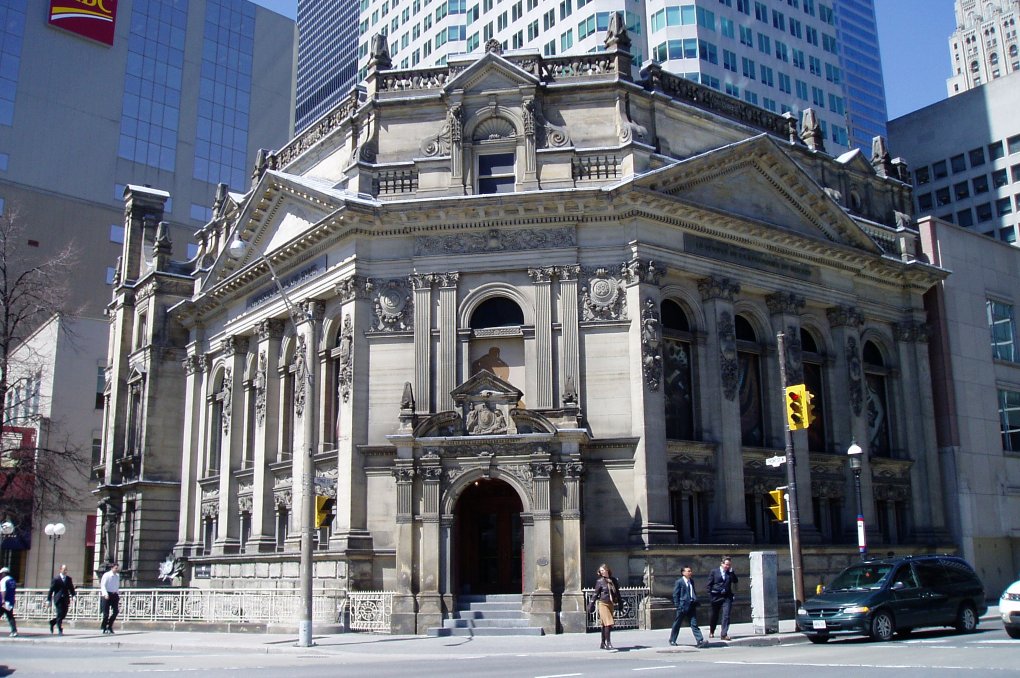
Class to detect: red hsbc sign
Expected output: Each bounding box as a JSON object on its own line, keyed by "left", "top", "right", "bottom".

{"left": 49, "top": 0, "right": 118, "bottom": 46}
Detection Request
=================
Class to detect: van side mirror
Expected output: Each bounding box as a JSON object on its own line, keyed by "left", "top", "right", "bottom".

{"left": 891, "top": 581, "right": 905, "bottom": 591}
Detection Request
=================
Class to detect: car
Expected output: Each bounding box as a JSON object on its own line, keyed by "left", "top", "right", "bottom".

{"left": 796, "top": 555, "right": 987, "bottom": 643}
{"left": 1002, "top": 578, "right": 1020, "bottom": 639}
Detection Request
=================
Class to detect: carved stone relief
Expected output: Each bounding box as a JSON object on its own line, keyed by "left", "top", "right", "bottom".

{"left": 718, "top": 311, "right": 739, "bottom": 401}
{"left": 465, "top": 401, "right": 509, "bottom": 435}
{"left": 337, "top": 315, "right": 354, "bottom": 403}
{"left": 847, "top": 336, "right": 863, "bottom": 416}
{"left": 640, "top": 297, "right": 662, "bottom": 391}
{"left": 293, "top": 335, "right": 308, "bottom": 417}
{"left": 254, "top": 351, "right": 268, "bottom": 426}
{"left": 415, "top": 227, "right": 575, "bottom": 256}
{"left": 580, "top": 267, "right": 627, "bottom": 322}
{"left": 220, "top": 368, "right": 232, "bottom": 436}
{"left": 369, "top": 279, "right": 413, "bottom": 332}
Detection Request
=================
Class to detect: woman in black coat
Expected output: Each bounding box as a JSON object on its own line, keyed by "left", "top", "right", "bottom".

{"left": 591, "top": 563, "right": 622, "bottom": 650}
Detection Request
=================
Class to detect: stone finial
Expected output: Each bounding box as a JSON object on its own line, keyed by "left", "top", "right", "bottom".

{"left": 890, "top": 157, "right": 910, "bottom": 183}
{"left": 484, "top": 38, "right": 503, "bottom": 55}
{"left": 369, "top": 33, "right": 391, "bottom": 70}
{"left": 153, "top": 221, "right": 172, "bottom": 259}
{"left": 782, "top": 111, "right": 801, "bottom": 145}
{"left": 604, "top": 11, "right": 632, "bottom": 51}
{"left": 800, "top": 108, "right": 825, "bottom": 152}
{"left": 213, "top": 182, "right": 229, "bottom": 218}
{"left": 400, "top": 382, "right": 415, "bottom": 413}
{"left": 871, "top": 136, "right": 895, "bottom": 177}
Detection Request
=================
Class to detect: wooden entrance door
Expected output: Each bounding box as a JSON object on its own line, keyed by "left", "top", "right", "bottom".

{"left": 455, "top": 479, "right": 523, "bottom": 594}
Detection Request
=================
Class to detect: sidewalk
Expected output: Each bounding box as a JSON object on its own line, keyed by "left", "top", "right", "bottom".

{"left": 2, "top": 606, "right": 1000, "bottom": 657}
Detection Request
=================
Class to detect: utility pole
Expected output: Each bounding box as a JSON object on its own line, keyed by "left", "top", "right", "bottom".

{"left": 776, "top": 331, "right": 805, "bottom": 610}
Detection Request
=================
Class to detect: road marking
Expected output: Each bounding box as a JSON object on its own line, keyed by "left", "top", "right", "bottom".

{"left": 632, "top": 666, "right": 677, "bottom": 671}
{"left": 714, "top": 660, "right": 990, "bottom": 671}
{"left": 534, "top": 674, "right": 582, "bottom": 678}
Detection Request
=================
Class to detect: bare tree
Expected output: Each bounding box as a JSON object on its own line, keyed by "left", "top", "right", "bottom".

{"left": 0, "top": 206, "right": 88, "bottom": 528}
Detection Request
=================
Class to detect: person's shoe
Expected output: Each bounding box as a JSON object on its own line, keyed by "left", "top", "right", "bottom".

{"left": 58, "top": 629, "right": 63, "bottom": 636}
{"left": 668, "top": 641, "right": 677, "bottom": 646}
{"left": 108, "top": 628, "right": 115, "bottom": 634}
{"left": 697, "top": 641, "right": 709, "bottom": 648}
{"left": 709, "top": 631, "right": 715, "bottom": 638}
{"left": 605, "top": 643, "right": 614, "bottom": 650}
{"left": 721, "top": 635, "right": 732, "bottom": 641}
{"left": 49, "top": 619, "right": 55, "bottom": 634}
{"left": 9, "top": 631, "right": 17, "bottom": 637}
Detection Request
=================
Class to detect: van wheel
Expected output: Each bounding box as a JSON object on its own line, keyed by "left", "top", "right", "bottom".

{"left": 1006, "top": 626, "right": 1020, "bottom": 639}
{"left": 870, "top": 611, "right": 895, "bottom": 641}
{"left": 808, "top": 635, "right": 829, "bottom": 644}
{"left": 954, "top": 603, "right": 978, "bottom": 633}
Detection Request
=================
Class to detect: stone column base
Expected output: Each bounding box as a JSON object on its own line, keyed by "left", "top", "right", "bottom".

{"left": 559, "top": 590, "right": 587, "bottom": 633}
{"left": 390, "top": 593, "right": 418, "bottom": 635}
{"left": 710, "top": 523, "right": 754, "bottom": 543}
{"left": 416, "top": 592, "right": 444, "bottom": 634}
{"left": 641, "top": 595, "right": 676, "bottom": 630}
{"left": 632, "top": 522, "right": 679, "bottom": 546}
{"left": 526, "top": 591, "right": 557, "bottom": 635}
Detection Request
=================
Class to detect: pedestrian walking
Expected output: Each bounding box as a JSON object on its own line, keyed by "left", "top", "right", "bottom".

{"left": 48, "top": 563, "right": 77, "bottom": 635}
{"left": 100, "top": 563, "right": 121, "bottom": 634}
{"left": 706, "top": 556, "right": 738, "bottom": 640}
{"left": 0, "top": 566, "right": 17, "bottom": 637}
{"left": 591, "top": 563, "right": 622, "bottom": 650}
{"left": 668, "top": 565, "right": 706, "bottom": 648}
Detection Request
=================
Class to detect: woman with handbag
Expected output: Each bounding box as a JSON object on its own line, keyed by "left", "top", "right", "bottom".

{"left": 591, "top": 563, "right": 622, "bottom": 650}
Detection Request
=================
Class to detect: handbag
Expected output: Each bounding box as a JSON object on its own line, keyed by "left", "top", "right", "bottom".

{"left": 587, "top": 592, "right": 597, "bottom": 615}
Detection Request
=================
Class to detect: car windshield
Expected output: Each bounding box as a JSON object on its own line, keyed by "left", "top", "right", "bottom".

{"left": 826, "top": 563, "right": 894, "bottom": 591}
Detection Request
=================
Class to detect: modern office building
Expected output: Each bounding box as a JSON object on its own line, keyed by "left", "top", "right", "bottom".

{"left": 888, "top": 70, "right": 1020, "bottom": 245}
{"left": 98, "top": 27, "right": 951, "bottom": 631}
{"left": 0, "top": 0, "right": 296, "bottom": 318}
{"left": 946, "top": 0, "right": 1019, "bottom": 96}
{"left": 920, "top": 215, "right": 1020, "bottom": 595}
{"left": 299, "top": 0, "right": 885, "bottom": 153}
{"left": 296, "top": 0, "right": 359, "bottom": 132}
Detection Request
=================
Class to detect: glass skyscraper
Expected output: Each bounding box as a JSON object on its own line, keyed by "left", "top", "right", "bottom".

{"left": 0, "top": 0, "right": 295, "bottom": 316}
{"left": 300, "top": 0, "right": 889, "bottom": 154}
{"left": 296, "top": 0, "right": 360, "bottom": 132}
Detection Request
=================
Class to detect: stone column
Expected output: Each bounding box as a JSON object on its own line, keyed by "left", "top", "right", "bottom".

{"left": 766, "top": 292, "right": 820, "bottom": 543}
{"left": 330, "top": 276, "right": 373, "bottom": 556}
{"left": 436, "top": 273, "right": 459, "bottom": 412}
{"left": 520, "top": 95, "right": 539, "bottom": 190}
{"left": 558, "top": 265, "right": 581, "bottom": 407}
{"left": 215, "top": 335, "right": 248, "bottom": 553}
{"left": 411, "top": 274, "right": 434, "bottom": 413}
{"left": 176, "top": 350, "right": 205, "bottom": 556}
{"left": 417, "top": 461, "right": 444, "bottom": 632}
{"left": 529, "top": 267, "right": 555, "bottom": 408}
{"left": 559, "top": 457, "right": 586, "bottom": 633}
{"left": 390, "top": 457, "right": 417, "bottom": 634}
{"left": 528, "top": 454, "right": 556, "bottom": 634}
{"left": 249, "top": 319, "right": 284, "bottom": 552}
{"left": 893, "top": 319, "right": 948, "bottom": 543}
{"left": 826, "top": 306, "right": 875, "bottom": 526}
{"left": 698, "top": 276, "right": 752, "bottom": 541}
{"left": 625, "top": 259, "right": 677, "bottom": 544}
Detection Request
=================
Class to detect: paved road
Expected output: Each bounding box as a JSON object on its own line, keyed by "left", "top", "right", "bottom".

{"left": 1, "top": 609, "right": 1016, "bottom": 677}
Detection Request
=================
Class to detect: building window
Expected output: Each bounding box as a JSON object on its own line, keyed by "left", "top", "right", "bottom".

{"left": 976, "top": 202, "right": 994, "bottom": 222}
{"left": 969, "top": 147, "right": 986, "bottom": 167}
{"left": 993, "top": 168, "right": 1009, "bottom": 188}
{"left": 671, "top": 486, "right": 708, "bottom": 544}
{"left": 662, "top": 300, "right": 695, "bottom": 441}
{"left": 1008, "top": 134, "right": 1020, "bottom": 155}
{"left": 477, "top": 152, "right": 515, "bottom": 194}
{"left": 973, "top": 175, "right": 990, "bottom": 194}
{"left": 915, "top": 166, "right": 930, "bottom": 185}
{"left": 998, "top": 388, "right": 1020, "bottom": 452}
{"left": 736, "top": 315, "right": 764, "bottom": 448}
{"left": 997, "top": 197, "right": 1014, "bottom": 216}
{"left": 950, "top": 154, "right": 967, "bottom": 173}
{"left": 957, "top": 208, "right": 974, "bottom": 227}
{"left": 275, "top": 505, "right": 289, "bottom": 551}
{"left": 122, "top": 501, "right": 136, "bottom": 570}
{"left": 802, "top": 328, "right": 826, "bottom": 453}
{"left": 863, "top": 341, "right": 892, "bottom": 458}
{"left": 932, "top": 160, "right": 948, "bottom": 179}
{"left": 954, "top": 181, "right": 970, "bottom": 200}
{"left": 989, "top": 141, "right": 1005, "bottom": 160}
{"left": 988, "top": 299, "right": 1018, "bottom": 362}
{"left": 935, "top": 187, "right": 951, "bottom": 207}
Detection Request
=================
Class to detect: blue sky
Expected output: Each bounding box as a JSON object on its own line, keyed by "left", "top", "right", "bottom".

{"left": 250, "top": 0, "right": 958, "bottom": 121}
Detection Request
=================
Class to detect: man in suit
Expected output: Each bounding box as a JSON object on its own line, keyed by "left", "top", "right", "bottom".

{"left": 707, "top": 556, "right": 738, "bottom": 640}
{"left": 47, "top": 563, "right": 76, "bottom": 635}
{"left": 668, "top": 566, "right": 707, "bottom": 648}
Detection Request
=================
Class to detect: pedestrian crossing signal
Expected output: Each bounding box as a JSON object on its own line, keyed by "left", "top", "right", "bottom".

{"left": 768, "top": 489, "right": 786, "bottom": 522}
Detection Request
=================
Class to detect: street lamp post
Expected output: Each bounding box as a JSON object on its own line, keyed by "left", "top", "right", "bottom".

{"left": 228, "top": 238, "right": 316, "bottom": 647}
{"left": 847, "top": 442, "right": 866, "bottom": 558}
{"left": 0, "top": 521, "right": 14, "bottom": 569}
{"left": 44, "top": 522, "right": 66, "bottom": 583}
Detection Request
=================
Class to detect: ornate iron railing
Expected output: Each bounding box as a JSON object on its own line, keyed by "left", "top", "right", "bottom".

{"left": 581, "top": 586, "right": 649, "bottom": 630}
{"left": 340, "top": 590, "right": 394, "bottom": 632}
{"left": 13, "top": 588, "right": 343, "bottom": 625}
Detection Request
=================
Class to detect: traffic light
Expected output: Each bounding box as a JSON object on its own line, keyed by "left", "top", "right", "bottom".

{"left": 785, "top": 384, "right": 807, "bottom": 430}
{"left": 803, "top": 388, "right": 816, "bottom": 429}
{"left": 314, "top": 495, "right": 333, "bottom": 529}
{"left": 768, "top": 489, "right": 786, "bottom": 522}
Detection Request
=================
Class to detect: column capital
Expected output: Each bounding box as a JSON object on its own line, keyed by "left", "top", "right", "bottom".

{"left": 334, "top": 274, "right": 371, "bottom": 303}
{"left": 765, "top": 291, "right": 805, "bottom": 316}
{"left": 698, "top": 276, "right": 740, "bottom": 302}
{"left": 826, "top": 305, "right": 863, "bottom": 328}
{"left": 257, "top": 318, "right": 286, "bottom": 341}
{"left": 625, "top": 258, "right": 664, "bottom": 286}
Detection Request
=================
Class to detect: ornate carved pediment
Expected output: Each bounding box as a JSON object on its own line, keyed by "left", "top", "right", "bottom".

{"left": 451, "top": 370, "right": 522, "bottom": 436}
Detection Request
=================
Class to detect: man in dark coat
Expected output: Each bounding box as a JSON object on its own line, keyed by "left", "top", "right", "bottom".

{"left": 668, "top": 566, "right": 707, "bottom": 648}
{"left": 706, "top": 556, "right": 738, "bottom": 640}
{"left": 47, "top": 563, "right": 76, "bottom": 635}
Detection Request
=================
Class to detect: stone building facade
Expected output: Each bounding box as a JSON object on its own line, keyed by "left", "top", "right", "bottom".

{"left": 97, "top": 23, "right": 950, "bottom": 634}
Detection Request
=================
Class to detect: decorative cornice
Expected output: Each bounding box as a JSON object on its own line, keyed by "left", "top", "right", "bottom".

{"left": 698, "top": 276, "right": 740, "bottom": 302}
{"left": 826, "top": 305, "right": 864, "bottom": 328}
{"left": 765, "top": 292, "right": 805, "bottom": 316}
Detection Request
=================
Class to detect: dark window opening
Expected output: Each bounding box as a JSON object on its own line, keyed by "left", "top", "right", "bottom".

{"left": 470, "top": 297, "right": 524, "bottom": 329}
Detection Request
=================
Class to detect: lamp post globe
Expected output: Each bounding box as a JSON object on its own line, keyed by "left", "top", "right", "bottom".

{"left": 44, "top": 522, "right": 65, "bottom": 580}
{"left": 846, "top": 442, "right": 866, "bottom": 558}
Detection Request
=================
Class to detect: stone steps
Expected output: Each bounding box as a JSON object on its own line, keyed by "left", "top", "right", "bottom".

{"left": 425, "top": 594, "right": 545, "bottom": 637}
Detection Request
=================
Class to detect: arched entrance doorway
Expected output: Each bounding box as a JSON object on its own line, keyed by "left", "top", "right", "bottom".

{"left": 454, "top": 478, "right": 523, "bottom": 594}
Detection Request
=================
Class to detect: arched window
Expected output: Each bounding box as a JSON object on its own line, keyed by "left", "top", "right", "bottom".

{"left": 736, "top": 315, "right": 764, "bottom": 447}
{"left": 863, "top": 340, "right": 892, "bottom": 457}
{"left": 801, "top": 328, "right": 827, "bottom": 453}
{"left": 971, "top": 59, "right": 980, "bottom": 72}
{"left": 280, "top": 342, "right": 296, "bottom": 461}
{"left": 470, "top": 297, "right": 524, "bottom": 329}
{"left": 662, "top": 299, "right": 695, "bottom": 440}
{"left": 473, "top": 117, "right": 517, "bottom": 194}
{"left": 990, "top": 52, "right": 999, "bottom": 65}
{"left": 207, "top": 370, "right": 225, "bottom": 474}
